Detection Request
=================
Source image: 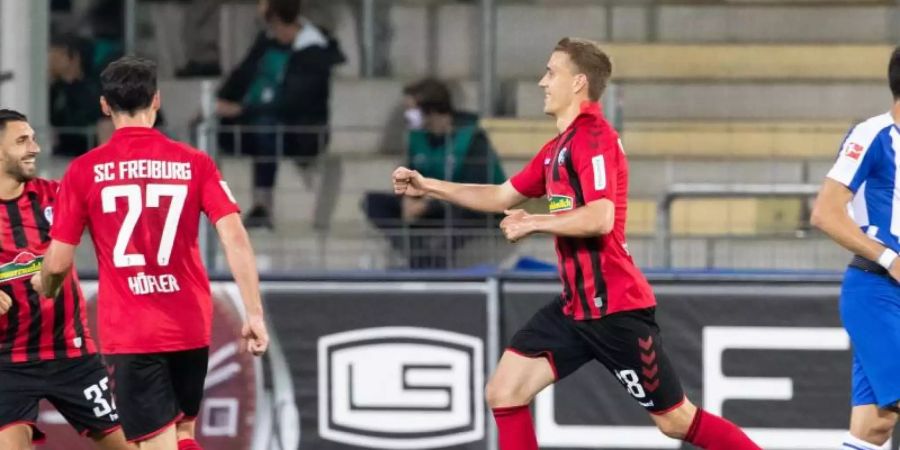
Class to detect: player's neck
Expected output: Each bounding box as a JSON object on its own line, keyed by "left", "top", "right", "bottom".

{"left": 554, "top": 99, "right": 586, "bottom": 133}
{"left": 0, "top": 177, "right": 24, "bottom": 201}
{"left": 892, "top": 101, "right": 900, "bottom": 126}
{"left": 111, "top": 110, "right": 156, "bottom": 129}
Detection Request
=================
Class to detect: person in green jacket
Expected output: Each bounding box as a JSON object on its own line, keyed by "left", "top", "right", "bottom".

{"left": 363, "top": 79, "right": 505, "bottom": 268}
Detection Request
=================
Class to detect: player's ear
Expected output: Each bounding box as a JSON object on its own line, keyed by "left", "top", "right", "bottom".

{"left": 573, "top": 73, "right": 587, "bottom": 96}
{"left": 99, "top": 96, "right": 111, "bottom": 117}
{"left": 151, "top": 90, "right": 161, "bottom": 112}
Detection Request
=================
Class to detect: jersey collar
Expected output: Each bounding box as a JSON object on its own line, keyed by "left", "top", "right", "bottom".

{"left": 109, "top": 126, "right": 163, "bottom": 141}
{"left": 569, "top": 101, "right": 604, "bottom": 130}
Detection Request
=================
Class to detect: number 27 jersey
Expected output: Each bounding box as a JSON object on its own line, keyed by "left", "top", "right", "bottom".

{"left": 50, "top": 127, "right": 240, "bottom": 354}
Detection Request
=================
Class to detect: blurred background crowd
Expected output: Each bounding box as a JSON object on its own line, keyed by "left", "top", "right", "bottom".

{"left": 1, "top": 0, "right": 897, "bottom": 273}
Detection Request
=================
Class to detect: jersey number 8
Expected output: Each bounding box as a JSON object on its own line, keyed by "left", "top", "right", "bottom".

{"left": 101, "top": 184, "right": 187, "bottom": 268}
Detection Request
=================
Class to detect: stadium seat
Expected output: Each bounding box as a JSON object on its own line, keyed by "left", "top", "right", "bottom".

{"left": 483, "top": 118, "right": 851, "bottom": 159}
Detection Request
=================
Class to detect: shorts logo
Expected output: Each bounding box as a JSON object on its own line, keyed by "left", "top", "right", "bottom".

{"left": 0, "top": 252, "right": 43, "bottom": 284}
{"left": 844, "top": 142, "right": 865, "bottom": 160}
{"left": 548, "top": 195, "right": 574, "bottom": 213}
{"left": 318, "top": 327, "right": 484, "bottom": 449}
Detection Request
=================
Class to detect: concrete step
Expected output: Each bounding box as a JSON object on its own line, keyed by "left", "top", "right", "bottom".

{"left": 384, "top": 3, "right": 896, "bottom": 78}
{"left": 514, "top": 80, "right": 888, "bottom": 120}
{"left": 484, "top": 118, "right": 853, "bottom": 159}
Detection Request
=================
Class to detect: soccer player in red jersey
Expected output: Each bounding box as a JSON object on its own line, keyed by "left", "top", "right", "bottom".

{"left": 0, "top": 110, "right": 132, "bottom": 449}
{"left": 35, "top": 57, "right": 269, "bottom": 450}
{"left": 392, "top": 38, "right": 762, "bottom": 449}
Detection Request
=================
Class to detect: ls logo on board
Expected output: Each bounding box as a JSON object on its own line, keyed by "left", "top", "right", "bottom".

{"left": 318, "top": 327, "right": 484, "bottom": 449}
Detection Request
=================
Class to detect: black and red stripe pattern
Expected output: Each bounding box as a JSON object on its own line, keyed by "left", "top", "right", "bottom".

{"left": 0, "top": 178, "right": 96, "bottom": 364}
{"left": 510, "top": 101, "right": 655, "bottom": 320}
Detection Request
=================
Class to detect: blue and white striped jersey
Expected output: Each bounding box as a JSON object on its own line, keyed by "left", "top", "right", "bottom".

{"left": 827, "top": 112, "right": 900, "bottom": 252}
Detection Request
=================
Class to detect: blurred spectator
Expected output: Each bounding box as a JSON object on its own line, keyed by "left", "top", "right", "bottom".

{"left": 362, "top": 79, "right": 506, "bottom": 268}
{"left": 175, "top": 0, "right": 223, "bottom": 78}
{"left": 216, "top": 0, "right": 345, "bottom": 229}
{"left": 305, "top": 0, "right": 392, "bottom": 76}
{"left": 84, "top": 0, "right": 125, "bottom": 78}
{"left": 48, "top": 34, "right": 105, "bottom": 157}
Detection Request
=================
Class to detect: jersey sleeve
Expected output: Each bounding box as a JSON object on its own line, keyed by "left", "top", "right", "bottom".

{"left": 826, "top": 129, "right": 881, "bottom": 193}
{"left": 509, "top": 149, "right": 547, "bottom": 198}
{"left": 198, "top": 154, "right": 241, "bottom": 224}
{"left": 50, "top": 162, "right": 88, "bottom": 245}
{"left": 572, "top": 133, "right": 620, "bottom": 203}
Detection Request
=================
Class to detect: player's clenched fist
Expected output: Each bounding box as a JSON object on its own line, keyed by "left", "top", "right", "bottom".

{"left": 500, "top": 209, "right": 536, "bottom": 243}
{"left": 0, "top": 289, "right": 11, "bottom": 316}
{"left": 392, "top": 167, "right": 427, "bottom": 197}
{"left": 242, "top": 314, "right": 270, "bottom": 357}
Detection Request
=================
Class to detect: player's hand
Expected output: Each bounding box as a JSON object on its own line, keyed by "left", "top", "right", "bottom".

{"left": 241, "top": 314, "right": 269, "bottom": 357}
{"left": 0, "top": 289, "right": 10, "bottom": 316}
{"left": 500, "top": 209, "right": 536, "bottom": 243}
{"left": 30, "top": 274, "right": 44, "bottom": 298}
{"left": 215, "top": 100, "right": 243, "bottom": 118}
{"left": 889, "top": 258, "right": 900, "bottom": 283}
{"left": 392, "top": 167, "right": 427, "bottom": 197}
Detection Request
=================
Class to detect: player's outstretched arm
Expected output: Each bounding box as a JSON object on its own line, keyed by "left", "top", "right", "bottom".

{"left": 392, "top": 166, "right": 526, "bottom": 214}
{"left": 34, "top": 239, "right": 76, "bottom": 299}
{"left": 499, "top": 199, "right": 614, "bottom": 242}
{"left": 214, "top": 213, "right": 269, "bottom": 356}
{"left": 811, "top": 179, "right": 898, "bottom": 274}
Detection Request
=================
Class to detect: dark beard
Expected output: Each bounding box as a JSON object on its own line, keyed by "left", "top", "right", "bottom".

{"left": 5, "top": 163, "right": 34, "bottom": 183}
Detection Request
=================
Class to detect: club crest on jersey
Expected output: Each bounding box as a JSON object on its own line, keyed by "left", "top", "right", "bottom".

{"left": 43, "top": 206, "right": 53, "bottom": 224}
{"left": 548, "top": 195, "right": 574, "bottom": 213}
{"left": 557, "top": 148, "right": 568, "bottom": 166}
{"left": 844, "top": 142, "right": 865, "bottom": 160}
{"left": 0, "top": 252, "right": 43, "bottom": 284}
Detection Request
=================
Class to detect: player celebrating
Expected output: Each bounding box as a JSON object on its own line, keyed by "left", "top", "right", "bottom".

{"left": 811, "top": 47, "right": 900, "bottom": 450}
{"left": 35, "top": 57, "right": 269, "bottom": 450}
{"left": 0, "top": 109, "right": 131, "bottom": 449}
{"left": 392, "top": 38, "right": 761, "bottom": 449}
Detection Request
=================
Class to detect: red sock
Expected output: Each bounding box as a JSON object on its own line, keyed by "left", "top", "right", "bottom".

{"left": 685, "top": 409, "right": 761, "bottom": 450}
{"left": 177, "top": 439, "right": 203, "bottom": 450}
{"left": 492, "top": 405, "right": 538, "bottom": 450}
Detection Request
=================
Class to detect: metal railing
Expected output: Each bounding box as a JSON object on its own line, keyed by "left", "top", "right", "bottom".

{"left": 38, "top": 123, "right": 849, "bottom": 273}
{"left": 656, "top": 183, "right": 822, "bottom": 269}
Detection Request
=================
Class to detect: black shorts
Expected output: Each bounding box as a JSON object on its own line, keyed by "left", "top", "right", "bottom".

{"left": 509, "top": 298, "right": 685, "bottom": 414}
{"left": 104, "top": 347, "right": 209, "bottom": 442}
{"left": 0, "top": 354, "right": 121, "bottom": 442}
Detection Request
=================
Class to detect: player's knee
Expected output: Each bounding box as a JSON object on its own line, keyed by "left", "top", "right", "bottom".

{"left": 0, "top": 436, "right": 31, "bottom": 450}
{"left": 654, "top": 418, "right": 689, "bottom": 440}
{"left": 851, "top": 421, "right": 894, "bottom": 446}
{"left": 485, "top": 378, "right": 528, "bottom": 408}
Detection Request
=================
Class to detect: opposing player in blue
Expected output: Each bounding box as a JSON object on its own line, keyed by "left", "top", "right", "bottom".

{"left": 812, "top": 46, "right": 900, "bottom": 450}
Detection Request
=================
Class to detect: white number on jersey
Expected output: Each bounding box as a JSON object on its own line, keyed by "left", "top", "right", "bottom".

{"left": 101, "top": 184, "right": 187, "bottom": 268}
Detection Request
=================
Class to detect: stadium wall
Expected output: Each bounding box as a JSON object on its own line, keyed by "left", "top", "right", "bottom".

{"left": 36, "top": 274, "right": 900, "bottom": 450}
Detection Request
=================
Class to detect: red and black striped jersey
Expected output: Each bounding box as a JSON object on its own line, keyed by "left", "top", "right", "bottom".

{"left": 0, "top": 178, "right": 96, "bottom": 364}
{"left": 510, "top": 101, "right": 656, "bottom": 320}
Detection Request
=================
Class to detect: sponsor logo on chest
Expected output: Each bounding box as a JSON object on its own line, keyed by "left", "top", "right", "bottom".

{"left": 0, "top": 252, "right": 43, "bottom": 284}
{"left": 548, "top": 195, "right": 574, "bottom": 213}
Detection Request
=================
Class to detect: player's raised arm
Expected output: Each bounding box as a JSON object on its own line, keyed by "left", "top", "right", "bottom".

{"left": 214, "top": 213, "right": 269, "bottom": 356}
{"left": 392, "top": 166, "right": 526, "bottom": 214}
